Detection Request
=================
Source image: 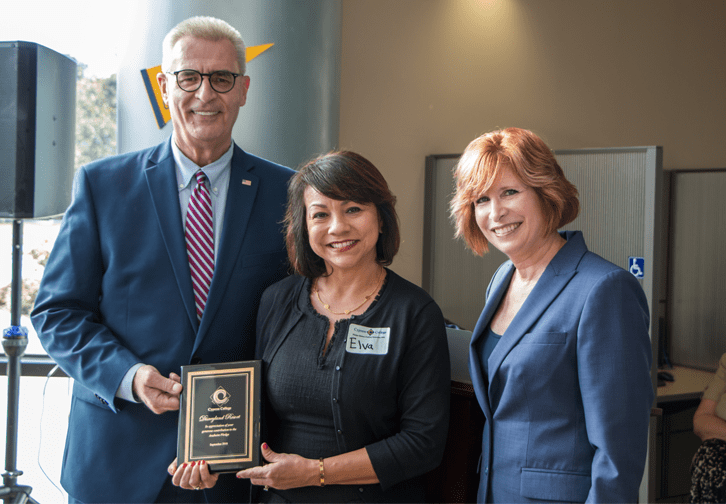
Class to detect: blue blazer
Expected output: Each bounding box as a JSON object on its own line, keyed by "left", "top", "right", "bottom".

{"left": 469, "top": 231, "right": 654, "bottom": 503}
{"left": 31, "top": 139, "right": 294, "bottom": 503}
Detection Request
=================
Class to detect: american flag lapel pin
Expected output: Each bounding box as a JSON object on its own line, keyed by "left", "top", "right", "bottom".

{"left": 242, "top": 179, "right": 252, "bottom": 186}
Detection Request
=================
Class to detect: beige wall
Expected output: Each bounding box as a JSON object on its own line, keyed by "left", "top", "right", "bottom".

{"left": 339, "top": 0, "right": 726, "bottom": 285}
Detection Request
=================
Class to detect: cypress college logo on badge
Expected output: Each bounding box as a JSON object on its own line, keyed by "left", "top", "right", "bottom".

{"left": 346, "top": 324, "right": 390, "bottom": 355}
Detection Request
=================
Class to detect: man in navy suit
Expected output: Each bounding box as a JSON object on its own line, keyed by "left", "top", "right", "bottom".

{"left": 31, "top": 16, "right": 294, "bottom": 504}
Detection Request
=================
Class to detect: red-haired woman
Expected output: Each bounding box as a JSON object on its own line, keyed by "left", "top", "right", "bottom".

{"left": 450, "top": 127, "right": 653, "bottom": 503}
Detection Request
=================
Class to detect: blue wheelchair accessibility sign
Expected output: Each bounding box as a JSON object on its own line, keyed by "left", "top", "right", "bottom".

{"left": 628, "top": 257, "right": 645, "bottom": 278}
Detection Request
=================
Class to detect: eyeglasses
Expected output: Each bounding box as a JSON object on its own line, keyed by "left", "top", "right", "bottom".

{"left": 167, "top": 69, "right": 241, "bottom": 93}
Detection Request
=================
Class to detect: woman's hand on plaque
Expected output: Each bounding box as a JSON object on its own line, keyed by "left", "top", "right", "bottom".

{"left": 236, "top": 443, "right": 318, "bottom": 490}
{"left": 168, "top": 457, "right": 219, "bottom": 490}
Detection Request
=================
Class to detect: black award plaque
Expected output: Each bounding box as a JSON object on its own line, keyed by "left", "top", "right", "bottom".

{"left": 177, "top": 360, "right": 261, "bottom": 473}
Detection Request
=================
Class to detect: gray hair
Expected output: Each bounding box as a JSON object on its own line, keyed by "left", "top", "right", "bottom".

{"left": 162, "top": 16, "right": 246, "bottom": 74}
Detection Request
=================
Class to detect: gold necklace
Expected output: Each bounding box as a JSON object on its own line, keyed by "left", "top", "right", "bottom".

{"left": 314, "top": 269, "right": 385, "bottom": 316}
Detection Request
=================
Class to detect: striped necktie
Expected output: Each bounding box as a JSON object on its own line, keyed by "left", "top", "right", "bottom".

{"left": 186, "top": 170, "right": 214, "bottom": 320}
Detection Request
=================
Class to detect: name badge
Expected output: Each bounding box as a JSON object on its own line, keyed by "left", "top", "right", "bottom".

{"left": 346, "top": 324, "right": 390, "bottom": 355}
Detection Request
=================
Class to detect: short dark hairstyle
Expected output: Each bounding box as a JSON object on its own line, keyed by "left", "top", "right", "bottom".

{"left": 450, "top": 127, "right": 580, "bottom": 256}
{"left": 284, "top": 151, "right": 400, "bottom": 278}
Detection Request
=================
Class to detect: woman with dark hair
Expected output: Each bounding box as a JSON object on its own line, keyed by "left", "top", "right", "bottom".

{"left": 450, "top": 127, "right": 653, "bottom": 503}
{"left": 171, "top": 151, "right": 450, "bottom": 502}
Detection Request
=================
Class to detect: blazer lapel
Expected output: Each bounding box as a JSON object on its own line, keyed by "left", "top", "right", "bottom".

{"left": 469, "top": 263, "right": 514, "bottom": 420}
{"left": 195, "top": 146, "right": 259, "bottom": 341}
{"left": 487, "top": 232, "right": 585, "bottom": 395}
{"left": 144, "top": 141, "right": 198, "bottom": 330}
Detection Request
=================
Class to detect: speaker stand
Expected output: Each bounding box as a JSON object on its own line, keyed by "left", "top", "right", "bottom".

{"left": 1, "top": 219, "right": 39, "bottom": 503}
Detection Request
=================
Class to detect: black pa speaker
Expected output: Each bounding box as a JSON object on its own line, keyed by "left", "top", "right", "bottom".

{"left": 0, "top": 41, "right": 76, "bottom": 218}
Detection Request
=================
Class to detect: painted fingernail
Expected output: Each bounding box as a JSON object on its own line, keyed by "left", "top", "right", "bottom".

{"left": 262, "top": 443, "right": 268, "bottom": 450}
{"left": 201, "top": 460, "right": 206, "bottom": 465}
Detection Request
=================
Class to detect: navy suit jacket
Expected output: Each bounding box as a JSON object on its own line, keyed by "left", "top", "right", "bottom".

{"left": 31, "top": 139, "right": 294, "bottom": 503}
{"left": 469, "top": 231, "right": 654, "bottom": 503}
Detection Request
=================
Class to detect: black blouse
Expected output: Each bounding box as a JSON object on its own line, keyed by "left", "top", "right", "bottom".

{"left": 256, "top": 270, "right": 450, "bottom": 503}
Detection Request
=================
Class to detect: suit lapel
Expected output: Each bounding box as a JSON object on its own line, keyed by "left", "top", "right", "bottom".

{"left": 469, "top": 263, "right": 513, "bottom": 420}
{"left": 144, "top": 141, "right": 198, "bottom": 330}
{"left": 487, "top": 232, "right": 585, "bottom": 394}
{"left": 195, "top": 147, "right": 259, "bottom": 342}
{"left": 486, "top": 268, "right": 575, "bottom": 389}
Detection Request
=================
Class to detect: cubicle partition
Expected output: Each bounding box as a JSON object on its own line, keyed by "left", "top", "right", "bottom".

{"left": 667, "top": 169, "right": 726, "bottom": 372}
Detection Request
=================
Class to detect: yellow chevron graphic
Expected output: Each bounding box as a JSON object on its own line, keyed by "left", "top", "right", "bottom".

{"left": 246, "top": 43, "right": 274, "bottom": 62}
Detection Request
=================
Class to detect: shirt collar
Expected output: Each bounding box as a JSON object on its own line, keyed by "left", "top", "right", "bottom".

{"left": 173, "top": 140, "right": 235, "bottom": 193}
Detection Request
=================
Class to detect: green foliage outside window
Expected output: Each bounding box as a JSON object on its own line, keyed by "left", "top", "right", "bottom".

{"left": 75, "top": 63, "right": 117, "bottom": 169}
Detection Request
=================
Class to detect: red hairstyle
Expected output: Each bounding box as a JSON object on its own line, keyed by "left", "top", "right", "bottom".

{"left": 450, "top": 127, "right": 579, "bottom": 256}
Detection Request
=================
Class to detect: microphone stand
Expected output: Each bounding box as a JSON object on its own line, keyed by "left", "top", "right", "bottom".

{"left": 1, "top": 219, "right": 39, "bottom": 503}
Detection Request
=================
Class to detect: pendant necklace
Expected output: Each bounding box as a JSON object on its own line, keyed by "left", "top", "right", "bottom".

{"left": 314, "top": 268, "right": 385, "bottom": 316}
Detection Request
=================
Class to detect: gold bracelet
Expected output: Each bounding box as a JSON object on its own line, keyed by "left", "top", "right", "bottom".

{"left": 319, "top": 457, "right": 325, "bottom": 487}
